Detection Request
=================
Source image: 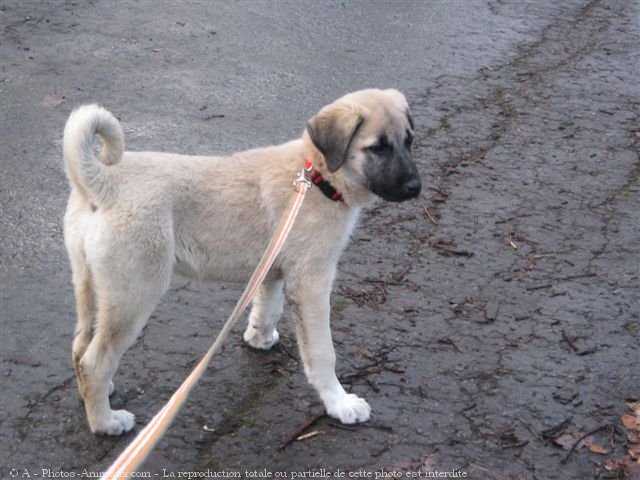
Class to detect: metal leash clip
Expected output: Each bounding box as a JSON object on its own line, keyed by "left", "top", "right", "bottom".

{"left": 293, "top": 161, "right": 313, "bottom": 188}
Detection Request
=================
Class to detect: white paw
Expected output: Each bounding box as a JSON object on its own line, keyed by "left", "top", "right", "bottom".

{"left": 90, "top": 409, "right": 135, "bottom": 436}
{"left": 326, "top": 393, "right": 371, "bottom": 424}
{"left": 108, "top": 381, "right": 115, "bottom": 396}
{"left": 243, "top": 327, "right": 280, "bottom": 350}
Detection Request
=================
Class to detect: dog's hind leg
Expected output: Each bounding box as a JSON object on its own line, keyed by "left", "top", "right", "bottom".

{"left": 78, "top": 260, "right": 171, "bottom": 435}
{"left": 71, "top": 269, "right": 94, "bottom": 396}
{"left": 66, "top": 240, "right": 97, "bottom": 398}
{"left": 243, "top": 279, "right": 284, "bottom": 350}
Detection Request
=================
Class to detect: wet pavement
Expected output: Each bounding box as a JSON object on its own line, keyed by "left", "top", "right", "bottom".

{"left": 1, "top": 1, "right": 638, "bottom": 479}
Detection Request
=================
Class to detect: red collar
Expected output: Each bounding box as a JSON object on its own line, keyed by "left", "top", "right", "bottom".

{"left": 304, "top": 158, "right": 344, "bottom": 203}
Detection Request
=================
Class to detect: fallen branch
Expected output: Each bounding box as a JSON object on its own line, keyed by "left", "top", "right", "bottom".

{"left": 561, "top": 329, "right": 580, "bottom": 353}
{"left": 501, "top": 440, "right": 529, "bottom": 450}
{"left": 560, "top": 424, "right": 611, "bottom": 464}
{"left": 340, "top": 365, "right": 385, "bottom": 382}
{"left": 423, "top": 206, "right": 439, "bottom": 225}
{"left": 541, "top": 417, "right": 573, "bottom": 440}
{"left": 526, "top": 283, "right": 553, "bottom": 291}
{"left": 429, "top": 238, "right": 474, "bottom": 257}
{"left": 437, "top": 337, "right": 463, "bottom": 353}
{"left": 577, "top": 346, "right": 598, "bottom": 356}
{"left": 327, "top": 421, "right": 358, "bottom": 432}
{"left": 278, "top": 412, "right": 326, "bottom": 450}
{"left": 341, "top": 285, "right": 386, "bottom": 308}
{"left": 371, "top": 431, "right": 411, "bottom": 457}
{"left": 389, "top": 266, "right": 412, "bottom": 283}
{"left": 516, "top": 417, "right": 542, "bottom": 440}
{"left": 295, "top": 430, "right": 321, "bottom": 441}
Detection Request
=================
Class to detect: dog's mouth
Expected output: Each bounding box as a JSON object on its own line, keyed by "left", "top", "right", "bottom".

{"left": 364, "top": 149, "right": 422, "bottom": 203}
{"left": 371, "top": 176, "right": 422, "bottom": 202}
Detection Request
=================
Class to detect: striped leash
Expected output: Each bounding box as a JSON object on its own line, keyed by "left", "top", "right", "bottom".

{"left": 100, "top": 164, "right": 313, "bottom": 479}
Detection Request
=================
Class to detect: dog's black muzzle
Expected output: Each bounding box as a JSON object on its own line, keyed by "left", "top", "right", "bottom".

{"left": 367, "top": 152, "right": 422, "bottom": 202}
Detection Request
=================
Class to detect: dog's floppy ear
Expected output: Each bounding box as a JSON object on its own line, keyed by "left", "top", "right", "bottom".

{"left": 306, "top": 103, "right": 364, "bottom": 172}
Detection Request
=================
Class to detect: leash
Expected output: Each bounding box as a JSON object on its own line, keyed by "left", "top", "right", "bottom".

{"left": 100, "top": 163, "right": 313, "bottom": 479}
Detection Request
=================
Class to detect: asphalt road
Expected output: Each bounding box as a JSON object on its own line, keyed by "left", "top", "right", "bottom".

{"left": 1, "top": 1, "right": 639, "bottom": 479}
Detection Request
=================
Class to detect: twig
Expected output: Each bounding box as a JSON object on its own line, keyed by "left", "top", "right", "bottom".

{"left": 278, "top": 412, "right": 326, "bottom": 450}
{"left": 371, "top": 431, "right": 411, "bottom": 457}
{"left": 437, "top": 337, "right": 463, "bottom": 353}
{"left": 340, "top": 365, "right": 385, "bottom": 382}
{"left": 423, "top": 206, "right": 439, "bottom": 225}
{"left": 327, "top": 421, "right": 358, "bottom": 432}
{"left": 517, "top": 417, "right": 542, "bottom": 440}
{"left": 389, "top": 266, "right": 412, "bottom": 283}
{"left": 367, "top": 378, "right": 380, "bottom": 392}
{"left": 501, "top": 440, "right": 529, "bottom": 449}
{"left": 577, "top": 346, "right": 598, "bottom": 356}
{"left": 365, "top": 422, "right": 394, "bottom": 433}
{"left": 461, "top": 403, "right": 477, "bottom": 413}
{"left": 363, "top": 267, "right": 417, "bottom": 290}
{"left": 511, "top": 232, "right": 538, "bottom": 245}
{"left": 95, "top": 440, "right": 119, "bottom": 462}
{"left": 432, "top": 245, "right": 474, "bottom": 257}
{"left": 541, "top": 417, "right": 573, "bottom": 440}
{"left": 429, "top": 186, "right": 448, "bottom": 196}
{"left": 560, "top": 424, "right": 610, "bottom": 464}
{"left": 378, "top": 214, "right": 417, "bottom": 229}
{"left": 526, "top": 273, "right": 598, "bottom": 292}
{"left": 296, "top": 430, "right": 321, "bottom": 441}
{"left": 468, "top": 463, "right": 502, "bottom": 480}
{"left": 561, "top": 330, "right": 580, "bottom": 353}
{"left": 341, "top": 285, "right": 386, "bottom": 308}
{"left": 372, "top": 283, "right": 387, "bottom": 303}
{"left": 276, "top": 342, "right": 298, "bottom": 361}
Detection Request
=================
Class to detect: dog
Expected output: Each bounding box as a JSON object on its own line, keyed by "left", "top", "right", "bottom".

{"left": 63, "top": 89, "right": 421, "bottom": 435}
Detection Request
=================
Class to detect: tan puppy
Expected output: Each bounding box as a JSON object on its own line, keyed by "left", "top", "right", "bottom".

{"left": 63, "top": 89, "right": 421, "bottom": 435}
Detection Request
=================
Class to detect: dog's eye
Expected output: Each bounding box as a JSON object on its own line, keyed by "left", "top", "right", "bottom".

{"left": 368, "top": 137, "right": 391, "bottom": 155}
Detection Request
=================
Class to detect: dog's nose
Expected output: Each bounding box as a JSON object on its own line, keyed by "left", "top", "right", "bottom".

{"left": 402, "top": 177, "right": 422, "bottom": 198}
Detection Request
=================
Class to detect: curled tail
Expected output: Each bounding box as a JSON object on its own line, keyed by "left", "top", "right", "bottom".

{"left": 63, "top": 104, "right": 124, "bottom": 202}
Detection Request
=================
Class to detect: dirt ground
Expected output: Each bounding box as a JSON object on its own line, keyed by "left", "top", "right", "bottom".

{"left": 1, "top": 1, "right": 638, "bottom": 479}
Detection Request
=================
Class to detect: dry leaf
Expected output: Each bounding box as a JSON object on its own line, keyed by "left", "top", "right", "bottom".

{"left": 356, "top": 346, "right": 377, "bottom": 360}
{"left": 604, "top": 458, "right": 620, "bottom": 471}
{"left": 629, "top": 443, "right": 640, "bottom": 460}
{"left": 628, "top": 431, "right": 640, "bottom": 444}
{"left": 587, "top": 441, "right": 609, "bottom": 455}
{"left": 553, "top": 433, "right": 590, "bottom": 450}
{"left": 626, "top": 400, "right": 640, "bottom": 413}
{"left": 385, "top": 461, "right": 413, "bottom": 474}
{"left": 432, "top": 193, "right": 447, "bottom": 203}
{"left": 622, "top": 412, "right": 640, "bottom": 431}
{"left": 605, "top": 457, "right": 640, "bottom": 479}
{"left": 41, "top": 94, "right": 65, "bottom": 108}
{"left": 420, "top": 453, "right": 438, "bottom": 473}
{"left": 629, "top": 462, "right": 640, "bottom": 480}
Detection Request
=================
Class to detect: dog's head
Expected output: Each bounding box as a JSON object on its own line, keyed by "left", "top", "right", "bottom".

{"left": 306, "top": 89, "right": 421, "bottom": 204}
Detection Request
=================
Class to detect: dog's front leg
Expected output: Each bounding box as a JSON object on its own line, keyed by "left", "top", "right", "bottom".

{"left": 243, "top": 279, "right": 284, "bottom": 350}
{"left": 285, "top": 276, "right": 371, "bottom": 424}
